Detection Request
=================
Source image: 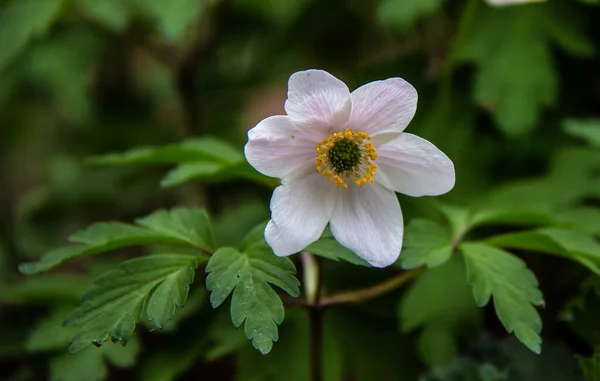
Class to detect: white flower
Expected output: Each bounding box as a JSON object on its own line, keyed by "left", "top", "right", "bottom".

{"left": 485, "top": 0, "right": 546, "bottom": 7}
{"left": 244, "top": 70, "right": 455, "bottom": 268}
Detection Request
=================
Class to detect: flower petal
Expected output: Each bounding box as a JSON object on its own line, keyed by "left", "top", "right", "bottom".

{"left": 347, "top": 77, "right": 417, "bottom": 136}
{"left": 266, "top": 172, "right": 336, "bottom": 256}
{"left": 285, "top": 69, "right": 351, "bottom": 136}
{"left": 375, "top": 133, "right": 455, "bottom": 197}
{"left": 245, "top": 115, "right": 317, "bottom": 179}
{"left": 330, "top": 183, "right": 403, "bottom": 267}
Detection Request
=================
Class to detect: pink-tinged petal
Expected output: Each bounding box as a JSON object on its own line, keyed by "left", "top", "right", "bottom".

{"left": 330, "top": 183, "right": 403, "bottom": 267}
{"left": 375, "top": 133, "right": 455, "bottom": 197}
{"left": 265, "top": 220, "right": 311, "bottom": 256}
{"left": 285, "top": 70, "right": 351, "bottom": 136}
{"left": 486, "top": 0, "right": 545, "bottom": 6}
{"left": 245, "top": 115, "right": 317, "bottom": 179}
{"left": 266, "top": 172, "right": 336, "bottom": 256}
{"left": 347, "top": 77, "right": 417, "bottom": 136}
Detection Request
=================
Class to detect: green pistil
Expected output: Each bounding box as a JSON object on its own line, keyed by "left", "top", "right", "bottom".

{"left": 328, "top": 138, "right": 361, "bottom": 172}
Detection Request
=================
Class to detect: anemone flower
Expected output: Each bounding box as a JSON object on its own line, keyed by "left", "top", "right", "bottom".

{"left": 245, "top": 70, "right": 455, "bottom": 267}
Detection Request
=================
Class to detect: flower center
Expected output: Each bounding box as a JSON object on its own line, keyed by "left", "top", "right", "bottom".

{"left": 315, "top": 129, "right": 378, "bottom": 189}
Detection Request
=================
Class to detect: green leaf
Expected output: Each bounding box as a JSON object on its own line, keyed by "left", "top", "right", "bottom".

{"left": 87, "top": 137, "right": 243, "bottom": 166}
{"left": 400, "top": 219, "right": 453, "bottom": 269}
{"left": 49, "top": 340, "right": 140, "bottom": 381}
{"left": 376, "top": 0, "right": 444, "bottom": 30}
{"left": 579, "top": 350, "right": 600, "bottom": 381}
{"left": 19, "top": 208, "right": 212, "bottom": 275}
{"left": 50, "top": 347, "right": 107, "bottom": 381}
{"left": 417, "top": 325, "right": 458, "bottom": 368}
{"left": 483, "top": 147, "right": 600, "bottom": 211}
{"left": 421, "top": 358, "right": 507, "bottom": 381}
{"left": 140, "top": 342, "right": 205, "bottom": 381}
{"left": 78, "top": 0, "right": 132, "bottom": 32}
{"left": 501, "top": 340, "right": 584, "bottom": 381}
{"left": 461, "top": 243, "right": 544, "bottom": 354}
{"left": 205, "top": 311, "right": 249, "bottom": 361}
{"left": 0, "top": 0, "right": 63, "bottom": 73}
{"left": 24, "top": 30, "right": 103, "bottom": 123}
{"left": 132, "top": 0, "right": 203, "bottom": 41}
{"left": 306, "top": 227, "right": 370, "bottom": 267}
{"left": 564, "top": 119, "right": 600, "bottom": 147}
{"left": 135, "top": 208, "right": 215, "bottom": 252}
{"left": 27, "top": 307, "right": 75, "bottom": 352}
{"left": 160, "top": 162, "right": 225, "bottom": 187}
{"left": 557, "top": 207, "right": 600, "bottom": 236}
{"left": 213, "top": 202, "right": 269, "bottom": 248}
{"left": 400, "top": 255, "right": 479, "bottom": 332}
{"left": 471, "top": 208, "right": 556, "bottom": 228}
{"left": 160, "top": 161, "right": 277, "bottom": 188}
{"left": 0, "top": 274, "right": 90, "bottom": 304}
{"left": 236, "top": 312, "right": 310, "bottom": 381}
{"left": 458, "top": 4, "right": 592, "bottom": 135}
{"left": 87, "top": 138, "right": 272, "bottom": 188}
{"left": 233, "top": 0, "right": 310, "bottom": 26}
{"left": 205, "top": 245, "right": 300, "bottom": 354}
{"left": 487, "top": 228, "right": 600, "bottom": 275}
{"left": 399, "top": 255, "right": 479, "bottom": 367}
{"left": 65, "top": 254, "right": 198, "bottom": 353}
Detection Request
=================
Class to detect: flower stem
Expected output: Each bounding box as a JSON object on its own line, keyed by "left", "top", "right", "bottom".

{"left": 309, "top": 307, "right": 323, "bottom": 381}
{"left": 302, "top": 252, "right": 323, "bottom": 381}
{"left": 318, "top": 266, "right": 425, "bottom": 307}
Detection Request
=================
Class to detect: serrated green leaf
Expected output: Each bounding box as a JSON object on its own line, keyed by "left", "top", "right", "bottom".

{"left": 0, "top": 0, "right": 63, "bottom": 73}
{"left": 487, "top": 228, "right": 600, "bottom": 275}
{"left": 146, "top": 261, "right": 195, "bottom": 329}
{"left": 65, "top": 254, "right": 198, "bottom": 353}
{"left": 377, "top": 0, "right": 444, "bottom": 30}
{"left": 564, "top": 119, "right": 600, "bottom": 147}
{"left": 135, "top": 208, "right": 215, "bottom": 252}
{"left": 205, "top": 246, "right": 300, "bottom": 354}
{"left": 306, "top": 227, "right": 371, "bottom": 267}
{"left": 140, "top": 289, "right": 205, "bottom": 333}
{"left": 400, "top": 219, "right": 453, "bottom": 269}
{"left": 461, "top": 243, "right": 543, "bottom": 354}
{"left": 20, "top": 208, "right": 213, "bottom": 275}
{"left": 458, "top": 4, "right": 592, "bottom": 135}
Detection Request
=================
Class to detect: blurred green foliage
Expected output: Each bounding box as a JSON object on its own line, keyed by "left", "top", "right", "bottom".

{"left": 2, "top": 0, "right": 600, "bottom": 380}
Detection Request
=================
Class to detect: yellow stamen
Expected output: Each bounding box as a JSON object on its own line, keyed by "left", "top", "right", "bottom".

{"left": 315, "top": 128, "right": 378, "bottom": 189}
